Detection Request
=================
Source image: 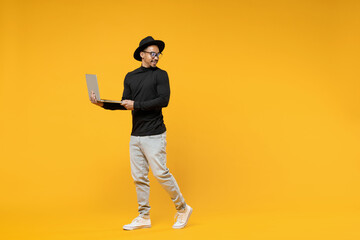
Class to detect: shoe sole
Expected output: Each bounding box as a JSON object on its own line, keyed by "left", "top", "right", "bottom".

{"left": 172, "top": 206, "right": 193, "bottom": 229}
{"left": 123, "top": 225, "right": 151, "bottom": 230}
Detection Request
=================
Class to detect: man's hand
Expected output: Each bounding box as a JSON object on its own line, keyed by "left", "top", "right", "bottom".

{"left": 90, "top": 90, "right": 104, "bottom": 107}
{"left": 121, "top": 100, "right": 134, "bottom": 110}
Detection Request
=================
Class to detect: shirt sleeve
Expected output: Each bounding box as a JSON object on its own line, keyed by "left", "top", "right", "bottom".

{"left": 102, "top": 74, "right": 131, "bottom": 111}
{"left": 133, "top": 70, "right": 170, "bottom": 111}
{"left": 121, "top": 73, "right": 132, "bottom": 100}
{"left": 102, "top": 102, "right": 126, "bottom": 110}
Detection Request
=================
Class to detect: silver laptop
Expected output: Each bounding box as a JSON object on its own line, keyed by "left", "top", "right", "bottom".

{"left": 85, "top": 74, "right": 122, "bottom": 103}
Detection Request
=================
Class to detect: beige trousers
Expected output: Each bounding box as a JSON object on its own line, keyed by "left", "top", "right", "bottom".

{"left": 129, "top": 131, "right": 186, "bottom": 217}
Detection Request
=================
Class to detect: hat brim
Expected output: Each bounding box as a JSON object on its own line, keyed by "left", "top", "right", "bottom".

{"left": 133, "top": 40, "right": 165, "bottom": 61}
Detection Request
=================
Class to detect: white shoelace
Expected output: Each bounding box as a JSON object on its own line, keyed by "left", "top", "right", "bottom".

{"left": 132, "top": 216, "right": 144, "bottom": 224}
{"left": 174, "top": 211, "right": 186, "bottom": 223}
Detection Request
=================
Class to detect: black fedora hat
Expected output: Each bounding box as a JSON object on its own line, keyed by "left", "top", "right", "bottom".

{"left": 133, "top": 36, "right": 165, "bottom": 61}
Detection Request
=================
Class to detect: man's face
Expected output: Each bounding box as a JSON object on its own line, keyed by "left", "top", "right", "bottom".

{"left": 140, "top": 45, "right": 160, "bottom": 68}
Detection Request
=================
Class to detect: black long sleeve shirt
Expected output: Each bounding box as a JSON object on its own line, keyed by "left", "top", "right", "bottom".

{"left": 102, "top": 66, "right": 170, "bottom": 136}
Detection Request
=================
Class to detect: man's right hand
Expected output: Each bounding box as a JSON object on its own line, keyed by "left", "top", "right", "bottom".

{"left": 90, "top": 90, "right": 104, "bottom": 107}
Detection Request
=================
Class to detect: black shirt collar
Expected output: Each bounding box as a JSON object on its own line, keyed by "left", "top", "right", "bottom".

{"left": 140, "top": 65, "right": 158, "bottom": 71}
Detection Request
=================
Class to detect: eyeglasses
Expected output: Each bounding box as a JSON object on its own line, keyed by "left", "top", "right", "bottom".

{"left": 142, "top": 51, "right": 163, "bottom": 58}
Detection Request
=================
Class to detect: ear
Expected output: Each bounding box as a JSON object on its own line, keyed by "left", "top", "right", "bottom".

{"left": 140, "top": 51, "right": 145, "bottom": 59}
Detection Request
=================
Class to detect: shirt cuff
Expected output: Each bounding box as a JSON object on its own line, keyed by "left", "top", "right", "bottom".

{"left": 134, "top": 101, "right": 140, "bottom": 110}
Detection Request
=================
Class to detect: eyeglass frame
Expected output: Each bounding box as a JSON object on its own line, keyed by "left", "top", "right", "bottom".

{"left": 142, "top": 51, "right": 163, "bottom": 58}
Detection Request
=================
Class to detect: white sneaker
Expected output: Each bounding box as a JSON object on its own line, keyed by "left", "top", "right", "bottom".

{"left": 172, "top": 205, "right": 193, "bottom": 229}
{"left": 123, "top": 216, "right": 151, "bottom": 230}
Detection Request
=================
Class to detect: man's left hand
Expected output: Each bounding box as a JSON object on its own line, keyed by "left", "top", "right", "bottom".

{"left": 121, "top": 100, "right": 134, "bottom": 110}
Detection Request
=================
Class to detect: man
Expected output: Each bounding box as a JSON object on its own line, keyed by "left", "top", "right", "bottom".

{"left": 90, "top": 36, "right": 192, "bottom": 230}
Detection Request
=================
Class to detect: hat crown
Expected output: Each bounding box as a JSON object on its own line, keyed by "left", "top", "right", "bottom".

{"left": 139, "top": 36, "right": 155, "bottom": 47}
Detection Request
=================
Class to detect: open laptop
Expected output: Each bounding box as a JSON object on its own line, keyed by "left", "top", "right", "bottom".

{"left": 85, "top": 74, "right": 122, "bottom": 103}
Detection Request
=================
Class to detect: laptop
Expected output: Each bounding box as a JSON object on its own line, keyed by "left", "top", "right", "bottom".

{"left": 85, "top": 74, "right": 122, "bottom": 103}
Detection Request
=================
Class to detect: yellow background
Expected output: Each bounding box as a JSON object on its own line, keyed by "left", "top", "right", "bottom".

{"left": 1, "top": 0, "right": 360, "bottom": 239}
